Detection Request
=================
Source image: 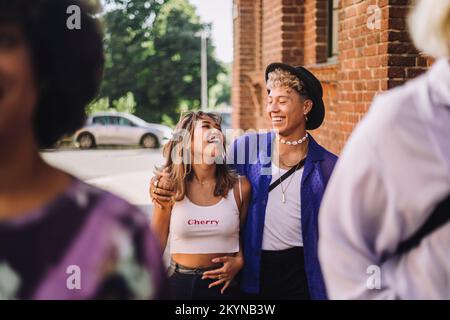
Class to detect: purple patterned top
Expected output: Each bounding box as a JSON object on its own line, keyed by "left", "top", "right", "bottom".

{"left": 0, "top": 178, "right": 167, "bottom": 300}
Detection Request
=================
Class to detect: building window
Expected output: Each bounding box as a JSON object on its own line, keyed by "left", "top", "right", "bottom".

{"left": 328, "top": 0, "right": 339, "bottom": 58}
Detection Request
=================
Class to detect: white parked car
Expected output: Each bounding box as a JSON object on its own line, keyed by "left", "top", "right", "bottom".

{"left": 74, "top": 111, "right": 172, "bottom": 149}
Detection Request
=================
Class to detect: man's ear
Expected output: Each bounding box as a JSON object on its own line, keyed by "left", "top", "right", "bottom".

{"left": 304, "top": 99, "right": 313, "bottom": 115}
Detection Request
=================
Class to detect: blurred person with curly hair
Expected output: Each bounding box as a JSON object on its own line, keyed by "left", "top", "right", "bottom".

{"left": 0, "top": 0, "right": 166, "bottom": 299}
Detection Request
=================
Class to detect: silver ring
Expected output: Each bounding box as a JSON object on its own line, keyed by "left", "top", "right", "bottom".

{"left": 153, "top": 179, "right": 159, "bottom": 188}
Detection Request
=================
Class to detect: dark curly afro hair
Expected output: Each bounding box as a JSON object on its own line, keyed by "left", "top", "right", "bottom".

{"left": 0, "top": 0, "right": 105, "bottom": 148}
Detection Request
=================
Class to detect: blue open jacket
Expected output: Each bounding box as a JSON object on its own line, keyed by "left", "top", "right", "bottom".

{"left": 228, "top": 131, "right": 338, "bottom": 299}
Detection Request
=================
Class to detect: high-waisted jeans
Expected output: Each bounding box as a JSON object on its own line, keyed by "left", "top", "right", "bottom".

{"left": 167, "top": 260, "right": 241, "bottom": 300}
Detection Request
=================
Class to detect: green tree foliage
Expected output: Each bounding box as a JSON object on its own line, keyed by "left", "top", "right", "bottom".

{"left": 86, "top": 97, "right": 110, "bottom": 115}
{"left": 86, "top": 91, "right": 137, "bottom": 115}
{"left": 209, "top": 62, "right": 231, "bottom": 108}
{"left": 100, "top": 0, "right": 224, "bottom": 123}
{"left": 113, "top": 91, "right": 137, "bottom": 113}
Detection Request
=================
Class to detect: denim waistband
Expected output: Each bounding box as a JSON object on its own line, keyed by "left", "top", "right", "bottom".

{"left": 169, "top": 260, "right": 221, "bottom": 275}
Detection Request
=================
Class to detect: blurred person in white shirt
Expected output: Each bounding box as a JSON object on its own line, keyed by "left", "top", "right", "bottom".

{"left": 318, "top": 0, "right": 450, "bottom": 299}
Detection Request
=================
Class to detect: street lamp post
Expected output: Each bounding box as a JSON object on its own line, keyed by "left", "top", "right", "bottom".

{"left": 196, "top": 27, "right": 211, "bottom": 111}
{"left": 201, "top": 31, "right": 208, "bottom": 111}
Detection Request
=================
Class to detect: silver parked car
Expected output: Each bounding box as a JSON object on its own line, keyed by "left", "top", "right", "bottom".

{"left": 74, "top": 111, "right": 172, "bottom": 149}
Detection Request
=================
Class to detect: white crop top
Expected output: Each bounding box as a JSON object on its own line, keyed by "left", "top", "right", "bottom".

{"left": 169, "top": 187, "right": 241, "bottom": 254}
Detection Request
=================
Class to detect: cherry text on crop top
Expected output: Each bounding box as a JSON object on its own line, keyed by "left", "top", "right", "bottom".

{"left": 169, "top": 187, "right": 241, "bottom": 254}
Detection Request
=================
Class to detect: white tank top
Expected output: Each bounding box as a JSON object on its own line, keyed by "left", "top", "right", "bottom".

{"left": 262, "top": 162, "right": 304, "bottom": 250}
{"left": 169, "top": 188, "right": 240, "bottom": 254}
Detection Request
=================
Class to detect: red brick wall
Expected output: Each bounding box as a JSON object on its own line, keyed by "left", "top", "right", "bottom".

{"left": 232, "top": 0, "right": 259, "bottom": 130}
{"left": 304, "top": 0, "right": 328, "bottom": 65}
{"left": 232, "top": 0, "right": 428, "bottom": 154}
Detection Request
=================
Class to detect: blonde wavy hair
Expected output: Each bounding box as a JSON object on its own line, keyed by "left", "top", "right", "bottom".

{"left": 408, "top": 0, "right": 450, "bottom": 58}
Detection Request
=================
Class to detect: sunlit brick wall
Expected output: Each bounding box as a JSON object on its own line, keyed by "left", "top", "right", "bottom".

{"left": 232, "top": 0, "right": 428, "bottom": 154}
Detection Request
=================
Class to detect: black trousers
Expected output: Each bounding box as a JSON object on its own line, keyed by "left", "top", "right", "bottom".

{"left": 244, "top": 247, "right": 310, "bottom": 300}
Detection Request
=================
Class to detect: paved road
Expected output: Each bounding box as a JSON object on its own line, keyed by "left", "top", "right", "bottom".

{"left": 41, "top": 147, "right": 165, "bottom": 217}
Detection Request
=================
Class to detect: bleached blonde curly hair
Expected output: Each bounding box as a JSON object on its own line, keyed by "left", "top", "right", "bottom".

{"left": 408, "top": 0, "right": 450, "bottom": 58}
{"left": 266, "top": 68, "right": 309, "bottom": 97}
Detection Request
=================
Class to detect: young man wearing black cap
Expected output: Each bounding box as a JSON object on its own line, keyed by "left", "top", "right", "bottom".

{"left": 150, "top": 63, "right": 337, "bottom": 300}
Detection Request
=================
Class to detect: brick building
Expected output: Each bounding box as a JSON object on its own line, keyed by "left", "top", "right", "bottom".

{"left": 232, "top": 0, "right": 431, "bottom": 154}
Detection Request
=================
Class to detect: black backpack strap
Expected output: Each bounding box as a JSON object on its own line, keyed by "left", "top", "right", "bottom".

{"left": 395, "top": 193, "right": 450, "bottom": 256}
{"left": 268, "top": 158, "right": 306, "bottom": 193}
